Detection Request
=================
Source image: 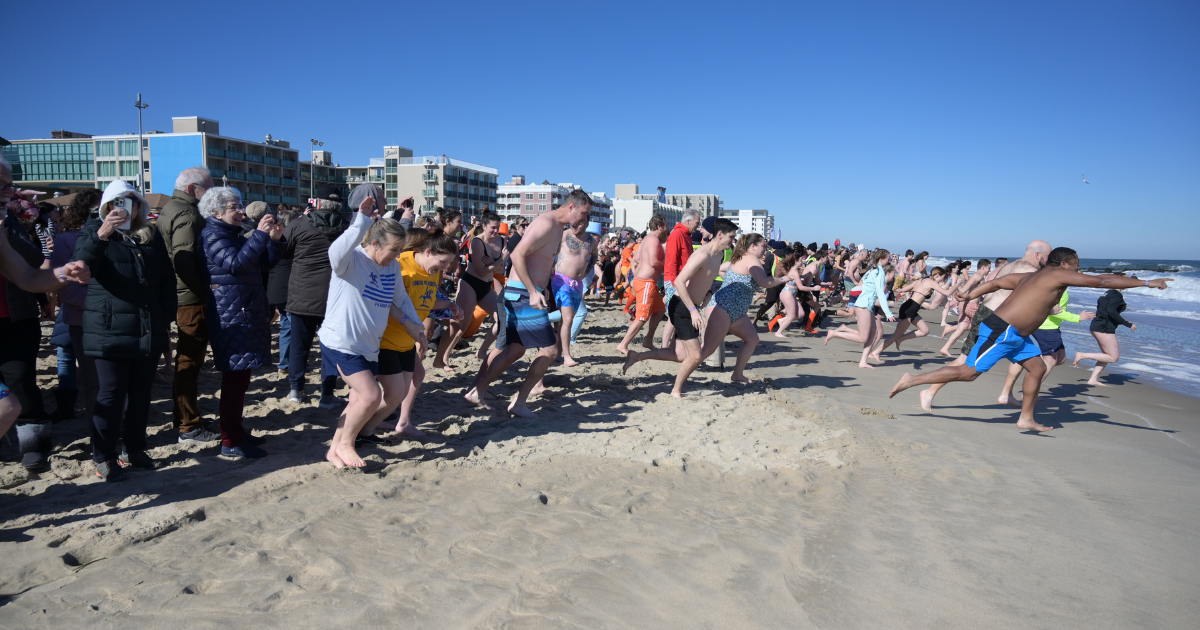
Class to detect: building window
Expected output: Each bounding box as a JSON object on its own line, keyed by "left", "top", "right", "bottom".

{"left": 539, "top": 204, "right": 547, "bottom": 212}
{"left": 385, "top": 159, "right": 397, "bottom": 167}
{"left": 97, "top": 162, "right": 117, "bottom": 178}
{"left": 538, "top": 193, "right": 546, "bottom": 200}
{"left": 525, "top": 193, "right": 534, "bottom": 200}
{"left": 141, "top": 139, "right": 148, "bottom": 148}
{"left": 118, "top": 140, "right": 138, "bottom": 156}
{"left": 385, "top": 175, "right": 397, "bottom": 184}
{"left": 95, "top": 141, "right": 115, "bottom": 157}
{"left": 119, "top": 161, "right": 138, "bottom": 176}
{"left": 525, "top": 204, "right": 534, "bottom": 211}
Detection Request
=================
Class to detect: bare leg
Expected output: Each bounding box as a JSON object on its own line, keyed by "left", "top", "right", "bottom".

{"left": 476, "top": 319, "right": 498, "bottom": 360}
{"left": 921, "top": 354, "right": 967, "bottom": 409}
{"left": 889, "top": 362, "right": 981, "bottom": 399}
{"left": 1015, "top": 356, "right": 1051, "bottom": 431}
{"left": 998, "top": 361, "right": 1024, "bottom": 407}
{"left": 616, "top": 318, "right": 646, "bottom": 355}
{"left": 623, "top": 340, "right": 688, "bottom": 374}
{"left": 557, "top": 305, "right": 580, "bottom": 366}
{"left": 727, "top": 316, "right": 760, "bottom": 383}
{"left": 362, "top": 371, "right": 412, "bottom": 435}
{"left": 774, "top": 291, "right": 799, "bottom": 337}
{"left": 939, "top": 321, "right": 969, "bottom": 357}
{"left": 508, "top": 345, "right": 559, "bottom": 418}
{"left": 327, "top": 368, "right": 384, "bottom": 468}
{"left": 671, "top": 339, "right": 703, "bottom": 397}
{"left": 1077, "top": 331, "right": 1119, "bottom": 386}
{"left": 466, "top": 343, "right": 526, "bottom": 408}
{"left": 437, "top": 282, "right": 482, "bottom": 372}
{"left": 826, "top": 307, "right": 872, "bottom": 347}
{"left": 641, "top": 312, "right": 664, "bottom": 350}
{"left": 395, "top": 360, "right": 427, "bottom": 437}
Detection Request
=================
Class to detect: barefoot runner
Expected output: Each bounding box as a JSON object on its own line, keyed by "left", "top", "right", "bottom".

{"left": 437, "top": 210, "right": 507, "bottom": 371}
{"left": 552, "top": 217, "right": 598, "bottom": 367}
{"left": 616, "top": 215, "right": 668, "bottom": 354}
{"left": 465, "top": 189, "right": 592, "bottom": 417}
{"left": 889, "top": 247, "right": 1171, "bottom": 432}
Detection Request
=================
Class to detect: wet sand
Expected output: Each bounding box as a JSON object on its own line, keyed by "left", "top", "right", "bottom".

{"left": 1, "top": 303, "right": 1198, "bottom": 628}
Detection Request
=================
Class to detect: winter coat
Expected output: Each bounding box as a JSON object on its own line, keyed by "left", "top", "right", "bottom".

{"left": 156, "top": 189, "right": 208, "bottom": 307}
{"left": 201, "top": 217, "right": 283, "bottom": 372}
{"left": 283, "top": 209, "right": 347, "bottom": 317}
{"left": 51, "top": 229, "right": 87, "bottom": 326}
{"left": 266, "top": 255, "right": 292, "bottom": 307}
{"left": 72, "top": 218, "right": 176, "bottom": 358}
{"left": 2, "top": 215, "right": 44, "bottom": 322}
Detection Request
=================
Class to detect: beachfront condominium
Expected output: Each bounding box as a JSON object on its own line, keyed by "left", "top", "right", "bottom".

{"left": 2, "top": 116, "right": 303, "bottom": 205}
{"left": 340, "top": 147, "right": 498, "bottom": 218}
{"left": 496, "top": 176, "right": 614, "bottom": 232}
{"left": 611, "top": 198, "right": 685, "bottom": 233}
{"left": 719, "top": 208, "right": 775, "bottom": 236}
{"left": 614, "top": 184, "right": 723, "bottom": 218}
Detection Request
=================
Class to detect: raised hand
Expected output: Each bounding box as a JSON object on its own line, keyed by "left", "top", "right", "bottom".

{"left": 358, "top": 195, "right": 376, "bottom": 216}
{"left": 97, "top": 210, "right": 126, "bottom": 240}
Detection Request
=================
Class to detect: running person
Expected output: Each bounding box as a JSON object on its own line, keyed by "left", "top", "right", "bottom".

{"left": 552, "top": 218, "right": 598, "bottom": 366}
{"left": 617, "top": 215, "right": 668, "bottom": 354}
{"left": 996, "top": 288, "right": 1094, "bottom": 406}
{"left": 437, "top": 210, "right": 506, "bottom": 371}
{"left": 870, "top": 266, "right": 957, "bottom": 356}
{"left": 890, "top": 247, "right": 1171, "bottom": 432}
{"left": 1073, "top": 287, "right": 1136, "bottom": 386}
{"left": 825, "top": 249, "right": 896, "bottom": 368}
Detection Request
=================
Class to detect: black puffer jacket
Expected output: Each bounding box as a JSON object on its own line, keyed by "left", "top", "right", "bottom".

{"left": 72, "top": 218, "right": 176, "bottom": 358}
{"left": 2, "top": 216, "right": 44, "bottom": 322}
{"left": 283, "top": 209, "right": 348, "bottom": 317}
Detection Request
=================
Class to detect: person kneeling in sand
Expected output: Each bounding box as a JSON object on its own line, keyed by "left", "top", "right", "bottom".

{"left": 622, "top": 218, "right": 739, "bottom": 397}
{"left": 889, "top": 247, "right": 1171, "bottom": 432}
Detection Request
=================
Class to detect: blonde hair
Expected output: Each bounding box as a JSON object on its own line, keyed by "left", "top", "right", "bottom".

{"left": 101, "top": 197, "right": 154, "bottom": 245}
{"left": 361, "top": 217, "right": 406, "bottom": 249}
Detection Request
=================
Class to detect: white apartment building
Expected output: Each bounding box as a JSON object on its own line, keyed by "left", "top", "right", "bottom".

{"left": 718, "top": 209, "right": 775, "bottom": 235}
{"left": 611, "top": 198, "right": 684, "bottom": 233}
{"left": 341, "top": 147, "right": 498, "bottom": 216}
{"left": 495, "top": 176, "right": 613, "bottom": 231}
{"left": 614, "top": 184, "right": 722, "bottom": 217}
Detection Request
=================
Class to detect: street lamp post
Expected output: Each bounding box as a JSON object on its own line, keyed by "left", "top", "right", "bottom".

{"left": 134, "top": 93, "right": 149, "bottom": 192}
{"left": 309, "top": 139, "right": 323, "bottom": 200}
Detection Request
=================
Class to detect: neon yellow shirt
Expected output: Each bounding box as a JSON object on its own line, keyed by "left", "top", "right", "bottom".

{"left": 1038, "top": 290, "right": 1081, "bottom": 330}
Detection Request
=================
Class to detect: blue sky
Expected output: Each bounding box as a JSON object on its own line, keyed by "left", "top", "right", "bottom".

{"left": 4, "top": 1, "right": 1198, "bottom": 258}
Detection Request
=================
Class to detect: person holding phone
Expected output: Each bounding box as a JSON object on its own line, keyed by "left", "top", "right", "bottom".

{"left": 72, "top": 180, "right": 176, "bottom": 481}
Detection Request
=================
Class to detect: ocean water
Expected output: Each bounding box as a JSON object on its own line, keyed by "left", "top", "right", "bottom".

{"left": 926, "top": 257, "right": 1200, "bottom": 398}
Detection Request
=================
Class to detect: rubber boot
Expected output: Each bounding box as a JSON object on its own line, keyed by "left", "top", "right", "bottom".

{"left": 17, "top": 422, "right": 52, "bottom": 471}
{"left": 768, "top": 313, "right": 783, "bottom": 332}
{"left": 804, "top": 310, "right": 818, "bottom": 333}
{"left": 51, "top": 389, "right": 77, "bottom": 422}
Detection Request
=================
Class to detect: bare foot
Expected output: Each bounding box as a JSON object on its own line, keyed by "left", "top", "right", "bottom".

{"left": 476, "top": 348, "right": 488, "bottom": 360}
{"left": 731, "top": 374, "right": 755, "bottom": 384}
{"left": 1072, "top": 352, "right": 1081, "bottom": 369}
{"left": 394, "top": 423, "right": 428, "bottom": 439}
{"left": 858, "top": 362, "right": 876, "bottom": 369}
{"left": 889, "top": 373, "right": 915, "bottom": 398}
{"left": 562, "top": 357, "right": 580, "bottom": 367}
{"left": 622, "top": 351, "right": 638, "bottom": 374}
{"left": 938, "top": 348, "right": 952, "bottom": 358}
{"left": 616, "top": 344, "right": 629, "bottom": 355}
{"left": 641, "top": 340, "right": 655, "bottom": 351}
{"left": 1015, "top": 417, "right": 1053, "bottom": 432}
{"left": 670, "top": 390, "right": 683, "bottom": 399}
{"left": 998, "top": 393, "right": 1021, "bottom": 408}
{"left": 1086, "top": 380, "right": 1109, "bottom": 387}
{"left": 824, "top": 332, "right": 834, "bottom": 346}
{"left": 868, "top": 353, "right": 882, "bottom": 363}
{"left": 773, "top": 332, "right": 787, "bottom": 338}
{"left": 335, "top": 443, "right": 366, "bottom": 467}
{"left": 465, "top": 388, "right": 494, "bottom": 409}
{"left": 508, "top": 401, "right": 538, "bottom": 418}
{"left": 919, "top": 389, "right": 934, "bottom": 411}
{"left": 326, "top": 446, "right": 346, "bottom": 469}
{"left": 529, "top": 384, "right": 559, "bottom": 399}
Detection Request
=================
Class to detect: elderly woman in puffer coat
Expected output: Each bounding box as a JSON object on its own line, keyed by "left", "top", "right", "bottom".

{"left": 199, "top": 187, "right": 284, "bottom": 459}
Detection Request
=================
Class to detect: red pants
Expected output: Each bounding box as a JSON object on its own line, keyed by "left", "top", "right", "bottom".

{"left": 219, "top": 370, "right": 252, "bottom": 448}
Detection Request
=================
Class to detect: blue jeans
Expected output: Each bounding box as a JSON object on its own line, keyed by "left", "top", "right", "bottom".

{"left": 57, "top": 344, "right": 78, "bottom": 392}
{"left": 275, "top": 306, "right": 291, "bottom": 370}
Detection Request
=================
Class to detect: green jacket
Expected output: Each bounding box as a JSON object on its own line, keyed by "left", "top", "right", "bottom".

{"left": 1039, "top": 290, "right": 1081, "bottom": 330}
{"left": 156, "top": 189, "right": 208, "bottom": 306}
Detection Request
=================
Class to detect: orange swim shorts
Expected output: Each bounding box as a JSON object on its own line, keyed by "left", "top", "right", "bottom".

{"left": 633, "top": 277, "right": 666, "bottom": 321}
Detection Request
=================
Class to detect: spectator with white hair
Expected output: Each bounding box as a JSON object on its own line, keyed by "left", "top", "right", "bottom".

{"left": 156, "top": 166, "right": 220, "bottom": 445}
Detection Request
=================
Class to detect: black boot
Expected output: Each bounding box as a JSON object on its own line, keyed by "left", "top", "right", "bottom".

{"left": 17, "top": 422, "right": 52, "bottom": 471}
{"left": 51, "top": 389, "right": 78, "bottom": 422}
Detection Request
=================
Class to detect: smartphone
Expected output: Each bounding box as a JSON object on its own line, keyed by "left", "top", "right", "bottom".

{"left": 111, "top": 197, "right": 135, "bottom": 230}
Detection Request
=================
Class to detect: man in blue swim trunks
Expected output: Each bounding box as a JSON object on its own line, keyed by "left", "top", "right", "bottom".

{"left": 466, "top": 189, "right": 592, "bottom": 418}
{"left": 890, "top": 247, "right": 1172, "bottom": 432}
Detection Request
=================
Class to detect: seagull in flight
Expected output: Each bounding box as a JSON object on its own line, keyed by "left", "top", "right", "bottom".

{"left": 1082, "top": 174, "right": 1090, "bottom": 184}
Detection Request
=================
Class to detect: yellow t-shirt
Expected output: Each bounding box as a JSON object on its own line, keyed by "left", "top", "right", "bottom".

{"left": 381, "top": 251, "right": 441, "bottom": 352}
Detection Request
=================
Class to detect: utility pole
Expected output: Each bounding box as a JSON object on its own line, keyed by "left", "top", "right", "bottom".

{"left": 309, "top": 139, "right": 323, "bottom": 200}
{"left": 134, "top": 93, "right": 149, "bottom": 192}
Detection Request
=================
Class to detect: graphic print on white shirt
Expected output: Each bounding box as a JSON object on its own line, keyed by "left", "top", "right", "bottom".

{"left": 363, "top": 271, "right": 397, "bottom": 307}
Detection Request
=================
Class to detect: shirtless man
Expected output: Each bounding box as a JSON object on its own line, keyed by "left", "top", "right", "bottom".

{"left": 465, "top": 189, "right": 591, "bottom": 417}
{"left": 551, "top": 218, "right": 598, "bottom": 366}
{"left": 917, "top": 241, "right": 1050, "bottom": 410}
{"left": 995, "top": 289, "right": 1093, "bottom": 407}
{"left": 890, "top": 247, "right": 1171, "bottom": 432}
{"left": 616, "top": 215, "right": 667, "bottom": 354}
{"left": 622, "top": 218, "right": 739, "bottom": 397}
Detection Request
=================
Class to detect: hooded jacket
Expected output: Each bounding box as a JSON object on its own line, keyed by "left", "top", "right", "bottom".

{"left": 156, "top": 187, "right": 208, "bottom": 307}
{"left": 202, "top": 216, "right": 283, "bottom": 371}
{"left": 283, "top": 208, "right": 348, "bottom": 317}
{"left": 72, "top": 181, "right": 176, "bottom": 358}
{"left": 2, "top": 214, "right": 45, "bottom": 322}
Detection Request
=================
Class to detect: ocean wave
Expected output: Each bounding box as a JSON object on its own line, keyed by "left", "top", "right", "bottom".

{"left": 1110, "top": 261, "right": 1132, "bottom": 267}
{"left": 1113, "top": 361, "right": 1200, "bottom": 385}
{"left": 1130, "top": 309, "right": 1200, "bottom": 321}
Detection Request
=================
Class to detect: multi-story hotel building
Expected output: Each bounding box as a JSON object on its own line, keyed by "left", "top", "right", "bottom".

{"left": 614, "top": 184, "right": 723, "bottom": 217}
{"left": 342, "top": 146, "right": 498, "bottom": 217}
{"left": 718, "top": 208, "right": 775, "bottom": 235}
{"left": 495, "top": 176, "right": 613, "bottom": 231}
{"left": 2, "top": 116, "right": 304, "bottom": 205}
{"left": 611, "top": 198, "right": 685, "bottom": 233}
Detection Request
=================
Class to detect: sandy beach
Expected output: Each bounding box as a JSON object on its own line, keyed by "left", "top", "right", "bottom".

{"left": 2, "top": 302, "right": 1198, "bottom": 629}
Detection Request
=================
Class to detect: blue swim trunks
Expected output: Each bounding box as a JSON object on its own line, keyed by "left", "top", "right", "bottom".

{"left": 966, "top": 314, "right": 1041, "bottom": 373}
{"left": 498, "top": 280, "right": 557, "bottom": 350}
{"left": 0, "top": 381, "right": 9, "bottom": 401}
{"left": 551, "top": 272, "right": 583, "bottom": 311}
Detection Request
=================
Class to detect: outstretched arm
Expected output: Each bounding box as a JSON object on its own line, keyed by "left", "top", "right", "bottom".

{"left": 964, "top": 273, "right": 1029, "bottom": 301}
{"left": 1063, "top": 270, "right": 1171, "bottom": 291}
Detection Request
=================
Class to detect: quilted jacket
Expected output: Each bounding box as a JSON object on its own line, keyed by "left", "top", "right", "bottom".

{"left": 283, "top": 209, "right": 348, "bottom": 317}
{"left": 72, "top": 218, "right": 176, "bottom": 358}
{"left": 201, "top": 217, "right": 283, "bottom": 371}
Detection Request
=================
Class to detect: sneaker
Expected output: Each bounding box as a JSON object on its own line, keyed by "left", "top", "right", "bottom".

{"left": 355, "top": 433, "right": 390, "bottom": 446}
{"left": 244, "top": 433, "right": 267, "bottom": 446}
{"left": 318, "top": 395, "right": 343, "bottom": 409}
{"left": 221, "top": 443, "right": 268, "bottom": 459}
{"left": 119, "top": 449, "right": 162, "bottom": 469}
{"left": 94, "top": 459, "right": 126, "bottom": 482}
{"left": 178, "top": 427, "right": 221, "bottom": 444}
{"left": 288, "top": 389, "right": 303, "bottom": 403}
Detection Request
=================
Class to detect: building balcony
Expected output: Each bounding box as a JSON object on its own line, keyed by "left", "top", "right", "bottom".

{"left": 247, "top": 154, "right": 263, "bottom": 164}
{"left": 422, "top": 189, "right": 438, "bottom": 198}
{"left": 245, "top": 192, "right": 264, "bottom": 202}
{"left": 265, "top": 176, "right": 281, "bottom": 185}
{"left": 246, "top": 173, "right": 264, "bottom": 183}
{"left": 282, "top": 159, "right": 297, "bottom": 168}
{"left": 282, "top": 196, "right": 298, "bottom": 204}
{"left": 422, "top": 173, "right": 437, "bottom": 182}
{"left": 369, "top": 176, "right": 384, "bottom": 183}
{"left": 207, "top": 148, "right": 225, "bottom": 158}
{"left": 421, "top": 204, "right": 437, "bottom": 213}
{"left": 226, "top": 150, "right": 246, "bottom": 161}
{"left": 263, "top": 157, "right": 280, "bottom": 166}
{"left": 226, "top": 171, "right": 244, "bottom": 180}
{"left": 282, "top": 178, "right": 297, "bottom": 186}
{"left": 265, "top": 194, "right": 281, "bottom": 204}
{"left": 209, "top": 168, "right": 225, "bottom": 178}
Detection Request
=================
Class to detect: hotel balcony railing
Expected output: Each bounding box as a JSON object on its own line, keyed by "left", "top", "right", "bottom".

{"left": 207, "top": 148, "right": 225, "bottom": 158}
{"left": 281, "top": 159, "right": 297, "bottom": 168}
{"left": 246, "top": 173, "right": 264, "bottom": 183}
{"left": 247, "top": 155, "right": 263, "bottom": 164}
{"left": 264, "top": 157, "right": 280, "bottom": 166}
{"left": 282, "top": 196, "right": 299, "bottom": 204}
{"left": 265, "top": 195, "right": 281, "bottom": 203}
{"left": 369, "top": 176, "right": 384, "bottom": 182}
{"left": 226, "top": 171, "right": 244, "bottom": 180}
{"left": 209, "top": 168, "right": 225, "bottom": 178}
{"left": 245, "top": 192, "right": 264, "bottom": 202}
{"left": 422, "top": 189, "right": 438, "bottom": 198}
{"left": 422, "top": 173, "right": 437, "bottom": 182}
{"left": 226, "top": 150, "right": 246, "bottom": 161}
{"left": 265, "top": 176, "right": 281, "bottom": 185}
{"left": 282, "top": 178, "right": 297, "bottom": 186}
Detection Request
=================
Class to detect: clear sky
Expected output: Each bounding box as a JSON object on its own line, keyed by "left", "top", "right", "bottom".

{"left": 5, "top": 1, "right": 1198, "bottom": 258}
